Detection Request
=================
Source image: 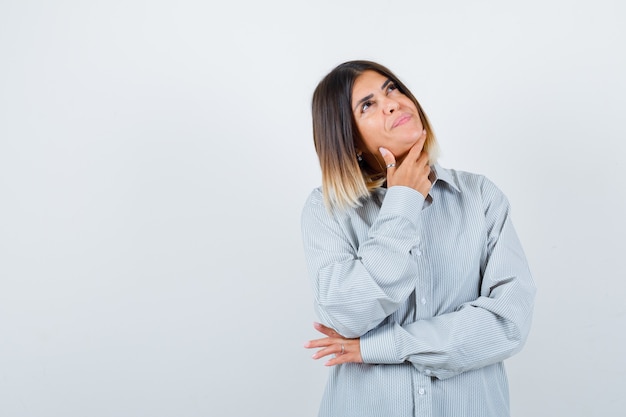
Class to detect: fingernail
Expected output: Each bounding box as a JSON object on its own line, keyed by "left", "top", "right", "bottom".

{"left": 379, "top": 147, "right": 388, "bottom": 156}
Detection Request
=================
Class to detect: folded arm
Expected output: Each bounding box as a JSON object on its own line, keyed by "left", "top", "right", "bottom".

{"left": 360, "top": 183, "right": 536, "bottom": 378}
{"left": 301, "top": 186, "right": 428, "bottom": 338}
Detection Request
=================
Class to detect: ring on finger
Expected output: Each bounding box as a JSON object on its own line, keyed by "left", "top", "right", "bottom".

{"left": 386, "top": 163, "right": 396, "bottom": 168}
{"left": 340, "top": 343, "right": 345, "bottom": 355}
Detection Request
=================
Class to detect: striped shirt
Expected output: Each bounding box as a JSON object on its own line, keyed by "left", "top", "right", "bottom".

{"left": 301, "top": 164, "right": 536, "bottom": 417}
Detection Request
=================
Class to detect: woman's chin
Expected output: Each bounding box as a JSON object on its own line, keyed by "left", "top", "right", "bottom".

{"left": 392, "top": 141, "right": 422, "bottom": 160}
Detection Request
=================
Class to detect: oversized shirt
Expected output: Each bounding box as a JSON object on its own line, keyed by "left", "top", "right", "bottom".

{"left": 301, "top": 164, "right": 536, "bottom": 417}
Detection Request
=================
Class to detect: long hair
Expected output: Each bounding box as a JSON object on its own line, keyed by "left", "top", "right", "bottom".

{"left": 311, "top": 60, "right": 439, "bottom": 210}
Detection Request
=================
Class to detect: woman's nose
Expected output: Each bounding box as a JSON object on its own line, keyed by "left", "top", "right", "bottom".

{"left": 383, "top": 99, "right": 400, "bottom": 114}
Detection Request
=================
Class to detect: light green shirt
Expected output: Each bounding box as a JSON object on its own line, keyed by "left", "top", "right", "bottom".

{"left": 301, "top": 164, "right": 536, "bottom": 417}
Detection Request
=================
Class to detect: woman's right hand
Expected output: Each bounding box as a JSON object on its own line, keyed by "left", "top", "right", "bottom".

{"left": 379, "top": 130, "right": 431, "bottom": 197}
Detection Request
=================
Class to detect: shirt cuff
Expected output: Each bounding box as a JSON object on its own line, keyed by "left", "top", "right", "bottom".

{"left": 360, "top": 322, "right": 402, "bottom": 365}
{"left": 377, "top": 186, "right": 425, "bottom": 229}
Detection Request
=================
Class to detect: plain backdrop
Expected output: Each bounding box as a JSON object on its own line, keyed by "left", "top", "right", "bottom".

{"left": 1, "top": 1, "right": 625, "bottom": 416}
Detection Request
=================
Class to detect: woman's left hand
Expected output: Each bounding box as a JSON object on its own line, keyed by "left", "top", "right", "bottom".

{"left": 304, "top": 322, "right": 363, "bottom": 366}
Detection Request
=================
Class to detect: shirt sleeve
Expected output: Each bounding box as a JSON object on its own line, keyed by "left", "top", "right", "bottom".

{"left": 301, "top": 186, "right": 427, "bottom": 338}
{"left": 359, "top": 179, "right": 536, "bottom": 379}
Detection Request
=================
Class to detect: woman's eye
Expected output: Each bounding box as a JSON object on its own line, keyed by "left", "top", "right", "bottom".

{"left": 361, "top": 101, "right": 372, "bottom": 112}
{"left": 387, "top": 83, "right": 398, "bottom": 93}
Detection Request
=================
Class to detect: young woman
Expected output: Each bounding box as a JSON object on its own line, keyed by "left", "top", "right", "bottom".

{"left": 302, "top": 60, "right": 536, "bottom": 417}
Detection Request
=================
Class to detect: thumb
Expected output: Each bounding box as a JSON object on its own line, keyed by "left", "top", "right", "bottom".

{"left": 379, "top": 147, "right": 397, "bottom": 172}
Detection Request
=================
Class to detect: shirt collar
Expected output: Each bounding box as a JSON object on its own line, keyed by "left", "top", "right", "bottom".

{"left": 431, "top": 163, "right": 461, "bottom": 193}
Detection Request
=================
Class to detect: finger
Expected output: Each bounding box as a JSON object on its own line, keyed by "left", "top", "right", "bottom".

{"left": 378, "top": 147, "right": 397, "bottom": 173}
{"left": 324, "top": 352, "right": 362, "bottom": 366}
{"left": 417, "top": 151, "right": 430, "bottom": 168}
{"left": 405, "top": 129, "right": 428, "bottom": 162}
{"left": 315, "top": 340, "right": 357, "bottom": 361}
{"left": 311, "top": 344, "right": 343, "bottom": 360}
{"left": 313, "top": 322, "right": 340, "bottom": 337}
{"left": 324, "top": 354, "right": 352, "bottom": 366}
{"left": 304, "top": 337, "right": 339, "bottom": 349}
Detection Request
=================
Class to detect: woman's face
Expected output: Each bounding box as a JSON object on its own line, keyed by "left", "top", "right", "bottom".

{"left": 351, "top": 70, "right": 424, "bottom": 168}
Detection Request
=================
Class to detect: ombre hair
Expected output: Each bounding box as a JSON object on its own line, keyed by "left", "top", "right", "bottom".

{"left": 312, "top": 60, "right": 439, "bottom": 210}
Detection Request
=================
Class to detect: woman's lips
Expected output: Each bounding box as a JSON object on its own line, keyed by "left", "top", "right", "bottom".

{"left": 392, "top": 114, "right": 411, "bottom": 128}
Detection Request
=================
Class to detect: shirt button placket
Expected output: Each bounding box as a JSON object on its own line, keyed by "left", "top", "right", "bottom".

{"left": 412, "top": 371, "right": 433, "bottom": 417}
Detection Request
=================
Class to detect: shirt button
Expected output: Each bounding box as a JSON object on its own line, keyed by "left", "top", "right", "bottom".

{"left": 420, "top": 298, "right": 427, "bottom": 305}
{"left": 418, "top": 388, "right": 425, "bottom": 395}
{"left": 425, "top": 369, "right": 432, "bottom": 376}
{"left": 415, "top": 249, "right": 422, "bottom": 256}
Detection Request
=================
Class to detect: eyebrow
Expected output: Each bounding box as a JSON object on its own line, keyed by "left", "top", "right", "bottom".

{"left": 354, "top": 78, "right": 394, "bottom": 112}
{"left": 354, "top": 93, "right": 373, "bottom": 112}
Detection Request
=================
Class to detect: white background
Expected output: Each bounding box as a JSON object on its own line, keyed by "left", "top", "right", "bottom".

{"left": 1, "top": 1, "right": 625, "bottom": 416}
